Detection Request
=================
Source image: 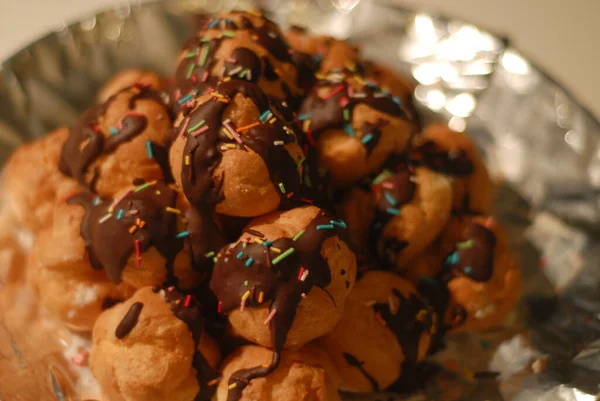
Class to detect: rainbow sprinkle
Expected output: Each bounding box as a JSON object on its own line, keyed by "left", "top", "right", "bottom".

{"left": 271, "top": 248, "right": 295, "bottom": 265}
{"left": 145, "top": 141, "right": 154, "bottom": 159}
{"left": 176, "top": 231, "right": 190, "bottom": 239}
{"left": 316, "top": 224, "right": 334, "bottom": 230}
{"left": 236, "top": 251, "right": 244, "bottom": 259}
{"left": 384, "top": 192, "right": 397, "bottom": 206}
{"left": 293, "top": 230, "right": 305, "bottom": 241}
{"left": 264, "top": 309, "right": 277, "bottom": 325}
{"left": 109, "top": 126, "right": 119, "bottom": 136}
{"left": 386, "top": 208, "right": 401, "bottom": 216}
{"left": 245, "top": 258, "right": 254, "bottom": 267}
{"left": 361, "top": 133, "right": 373, "bottom": 144}
{"left": 331, "top": 220, "right": 347, "bottom": 229}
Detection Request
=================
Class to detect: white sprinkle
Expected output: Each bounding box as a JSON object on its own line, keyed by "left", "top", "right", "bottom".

{"left": 98, "top": 213, "right": 112, "bottom": 224}
{"left": 274, "top": 140, "right": 284, "bottom": 146}
{"left": 72, "top": 284, "right": 99, "bottom": 307}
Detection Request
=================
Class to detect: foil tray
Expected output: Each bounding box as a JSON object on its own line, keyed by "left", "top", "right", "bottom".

{"left": 1, "top": 1, "right": 599, "bottom": 400}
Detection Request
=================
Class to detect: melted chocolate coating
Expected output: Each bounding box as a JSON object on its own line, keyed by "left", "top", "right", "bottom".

{"left": 59, "top": 85, "right": 167, "bottom": 189}
{"left": 67, "top": 181, "right": 188, "bottom": 284}
{"left": 169, "top": 12, "right": 298, "bottom": 115}
{"left": 416, "top": 140, "right": 475, "bottom": 176}
{"left": 210, "top": 211, "right": 348, "bottom": 400}
{"left": 298, "top": 69, "right": 410, "bottom": 144}
{"left": 151, "top": 286, "right": 218, "bottom": 401}
{"left": 442, "top": 222, "right": 497, "bottom": 282}
{"left": 177, "top": 80, "right": 301, "bottom": 211}
{"left": 115, "top": 302, "right": 144, "bottom": 339}
{"left": 367, "top": 162, "right": 417, "bottom": 267}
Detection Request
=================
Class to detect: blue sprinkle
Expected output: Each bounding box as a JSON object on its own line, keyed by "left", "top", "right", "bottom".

{"left": 116, "top": 209, "right": 124, "bottom": 220}
{"left": 297, "top": 113, "right": 312, "bottom": 121}
{"left": 384, "top": 192, "right": 397, "bottom": 206}
{"left": 464, "top": 266, "right": 473, "bottom": 275}
{"left": 263, "top": 240, "right": 273, "bottom": 247}
{"left": 208, "top": 18, "right": 219, "bottom": 28}
{"left": 225, "top": 18, "right": 233, "bottom": 23}
{"left": 245, "top": 258, "right": 254, "bottom": 267}
{"left": 330, "top": 219, "right": 347, "bottom": 229}
{"left": 382, "top": 89, "right": 390, "bottom": 96}
{"left": 386, "top": 208, "right": 400, "bottom": 216}
{"left": 312, "top": 55, "right": 323, "bottom": 62}
{"left": 177, "top": 93, "right": 195, "bottom": 105}
{"left": 146, "top": 141, "right": 154, "bottom": 159}
{"left": 109, "top": 126, "right": 119, "bottom": 136}
{"left": 93, "top": 196, "right": 101, "bottom": 206}
{"left": 344, "top": 124, "right": 355, "bottom": 137}
{"left": 367, "top": 82, "right": 378, "bottom": 89}
{"left": 316, "top": 224, "right": 335, "bottom": 230}
{"left": 446, "top": 251, "right": 460, "bottom": 265}
{"left": 236, "top": 251, "right": 244, "bottom": 259}
{"left": 361, "top": 133, "right": 373, "bottom": 144}
{"left": 392, "top": 96, "right": 401, "bottom": 105}
{"left": 176, "top": 231, "right": 190, "bottom": 239}
{"left": 260, "top": 110, "right": 273, "bottom": 121}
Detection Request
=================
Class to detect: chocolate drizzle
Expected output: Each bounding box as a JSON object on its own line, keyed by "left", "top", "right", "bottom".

{"left": 442, "top": 222, "right": 497, "bottom": 282}
{"left": 209, "top": 210, "right": 348, "bottom": 400}
{"left": 178, "top": 80, "right": 301, "bottom": 212}
{"left": 298, "top": 69, "right": 409, "bottom": 145}
{"left": 343, "top": 352, "right": 380, "bottom": 392}
{"left": 115, "top": 302, "right": 144, "bottom": 339}
{"left": 416, "top": 140, "right": 475, "bottom": 176}
{"left": 59, "top": 85, "right": 166, "bottom": 189}
{"left": 67, "top": 181, "right": 187, "bottom": 284}
{"left": 367, "top": 162, "right": 417, "bottom": 267}
{"left": 151, "top": 286, "right": 218, "bottom": 401}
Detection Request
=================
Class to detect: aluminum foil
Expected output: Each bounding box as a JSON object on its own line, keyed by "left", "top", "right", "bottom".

{"left": 1, "top": 1, "right": 599, "bottom": 400}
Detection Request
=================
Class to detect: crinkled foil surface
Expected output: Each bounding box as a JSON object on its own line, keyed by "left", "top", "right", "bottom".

{"left": 0, "top": 1, "right": 599, "bottom": 400}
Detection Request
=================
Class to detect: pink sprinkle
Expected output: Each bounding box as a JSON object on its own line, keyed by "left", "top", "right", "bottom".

{"left": 202, "top": 71, "right": 209, "bottom": 82}
{"left": 192, "top": 125, "right": 210, "bottom": 137}
{"left": 223, "top": 121, "right": 243, "bottom": 144}
{"left": 129, "top": 209, "right": 139, "bottom": 215}
{"left": 301, "top": 293, "right": 307, "bottom": 298}
{"left": 175, "top": 88, "right": 181, "bottom": 101}
{"left": 382, "top": 182, "right": 394, "bottom": 189}
{"left": 485, "top": 216, "right": 496, "bottom": 228}
{"left": 127, "top": 111, "right": 145, "bottom": 118}
{"left": 264, "top": 309, "right": 277, "bottom": 325}
{"left": 348, "top": 85, "right": 354, "bottom": 97}
{"left": 191, "top": 74, "right": 197, "bottom": 83}
{"left": 110, "top": 189, "right": 132, "bottom": 211}
{"left": 339, "top": 96, "right": 349, "bottom": 107}
{"left": 178, "top": 117, "right": 191, "bottom": 137}
{"left": 323, "top": 84, "right": 344, "bottom": 100}
{"left": 117, "top": 120, "right": 124, "bottom": 130}
{"left": 226, "top": 57, "right": 236, "bottom": 63}
{"left": 240, "top": 298, "right": 247, "bottom": 312}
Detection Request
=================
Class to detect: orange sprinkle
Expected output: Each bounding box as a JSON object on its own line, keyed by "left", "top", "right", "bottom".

{"left": 208, "top": 379, "right": 219, "bottom": 386}
{"left": 364, "top": 300, "right": 376, "bottom": 307}
{"left": 237, "top": 122, "right": 260, "bottom": 132}
{"left": 217, "top": 98, "right": 229, "bottom": 104}
{"left": 258, "top": 291, "right": 264, "bottom": 303}
{"left": 375, "top": 312, "right": 387, "bottom": 327}
{"left": 129, "top": 226, "right": 137, "bottom": 234}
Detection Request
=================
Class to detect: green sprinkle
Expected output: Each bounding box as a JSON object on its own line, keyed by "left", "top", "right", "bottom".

{"left": 185, "top": 48, "right": 199, "bottom": 58}
{"left": 222, "top": 31, "right": 236, "bottom": 38}
{"left": 278, "top": 182, "right": 286, "bottom": 194}
{"left": 242, "top": 242, "right": 247, "bottom": 248}
{"left": 272, "top": 248, "right": 295, "bottom": 265}
{"left": 456, "top": 240, "right": 474, "bottom": 249}
{"left": 205, "top": 251, "right": 215, "bottom": 258}
{"left": 331, "top": 220, "right": 347, "bottom": 229}
{"left": 176, "top": 231, "right": 190, "bottom": 238}
{"left": 372, "top": 169, "right": 392, "bottom": 185}
{"left": 212, "top": 257, "right": 218, "bottom": 263}
{"left": 293, "top": 230, "right": 305, "bottom": 241}
{"left": 386, "top": 208, "right": 401, "bottom": 216}
{"left": 316, "top": 224, "right": 334, "bottom": 230}
{"left": 134, "top": 182, "right": 151, "bottom": 192}
{"left": 200, "top": 46, "right": 209, "bottom": 66}
{"left": 296, "top": 156, "right": 305, "bottom": 167}
{"left": 186, "top": 62, "right": 196, "bottom": 79}
{"left": 244, "top": 280, "right": 249, "bottom": 286}
{"left": 304, "top": 174, "right": 313, "bottom": 188}
{"left": 343, "top": 109, "right": 350, "bottom": 121}
{"left": 187, "top": 120, "right": 206, "bottom": 133}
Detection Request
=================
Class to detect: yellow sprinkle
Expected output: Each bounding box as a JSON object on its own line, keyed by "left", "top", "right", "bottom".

{"left": 155, "top": 190, "right": 161, "bottom": 195}
{"left": 185, "top": 155, "right": 191, "bottom": 165}
{"left": 254, "top": 238, "right": 264, "bottom": 244}
{"left": 222, "top": 127, "right": 233, "bottom": 140}
{"left": 228, "top": 383, "right": 237, "bottom": 390}
{"left": 213, "top": 92, "right": 224, "bottom": 98}
{"left": 269, "top": 117, "right": 277, "bottom": 124}
{"left": 175, "top": 299, "right": 181, "bottom": 304}
{"left": 165, "top": 207, "right": 181, "bottom": 214}
{"left": 270, "top": 247, "right": 281, "bottom": 253}
{"left": 223, "top": 76, "right": 232, "bottom": 82}
{"left": 226, "top": 143, "right": 237, "bottom": 149}
{"left": 241, "top": 290, "right": 251, "bottom": 302}
{"left": 302, "top": 120, "right": 311, "bottom": 132}
{"left": 364, "top": 300, "right": 376, "bottom": 307}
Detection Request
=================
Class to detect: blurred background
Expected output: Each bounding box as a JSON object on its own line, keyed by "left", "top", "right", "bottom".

{"left": 1, "top": 0, "right": 599, "bottom": 118}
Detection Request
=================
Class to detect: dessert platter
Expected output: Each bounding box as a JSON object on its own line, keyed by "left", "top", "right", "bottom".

{"left": 0, "top": 1, "right": 599, "bottom": 401}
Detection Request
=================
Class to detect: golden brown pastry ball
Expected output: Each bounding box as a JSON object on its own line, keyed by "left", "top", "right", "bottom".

{"left": 339, "top": 162, "right": 452, "bottom": 269}
{"left": 1, "top": 127, "right": 79, "bottom": 232}
{"left": 318, "top": 271, "right": 434, "bottom": 392}
{"left": 210, "top": 205, "right": 356, "bottom": 351}
{"left": 217, "top": 344, "right": 340, "bottom": 401}
{"left": 439, "top": 215, "right": 520, "bottom": 331}
{"left": 169, "top": 80, "right": 303, "bottom": 217}
{"left": 97, "top": 69, "right": 164, "bottom": 103}
{"left": 170, "top": 11, "right": 302, "bottom": 114}
{"left": 299, "top": 69, "right": 416, "bottom": 188}
{"left": 59, "top": 85, "right": 171, "bottom": 198}
{"left": 28, "top": 181, "right": 207, "bottom": 330}
{"left": 412, "top": 123, "right": 493, "bottom": 214}
{"left": 284, "top": 26, "right": 361, "bottom": 90}
{"left": 90, "top": 286, "right": 220, "bottom": 401}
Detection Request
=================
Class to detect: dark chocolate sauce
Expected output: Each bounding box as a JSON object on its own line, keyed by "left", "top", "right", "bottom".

{"left": 59, "top": 85, "right": 167, "bottom": 189}
{"left": 115, "top": 302, "right": 144, "bottom": 339}
{"left": 67, "top": 181, "right": 192, "bottom": 284}
{"left": 209, "top": 210, "right": 349, "bottom": 400}
{"left": 151, "top": 286, "right": 219, "bottom": 401}
{"left": 416, "top": 140, "right": 475, "bottom": 176}
{"left": 342, "top": 352, "right": 380, "bottom": 392}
